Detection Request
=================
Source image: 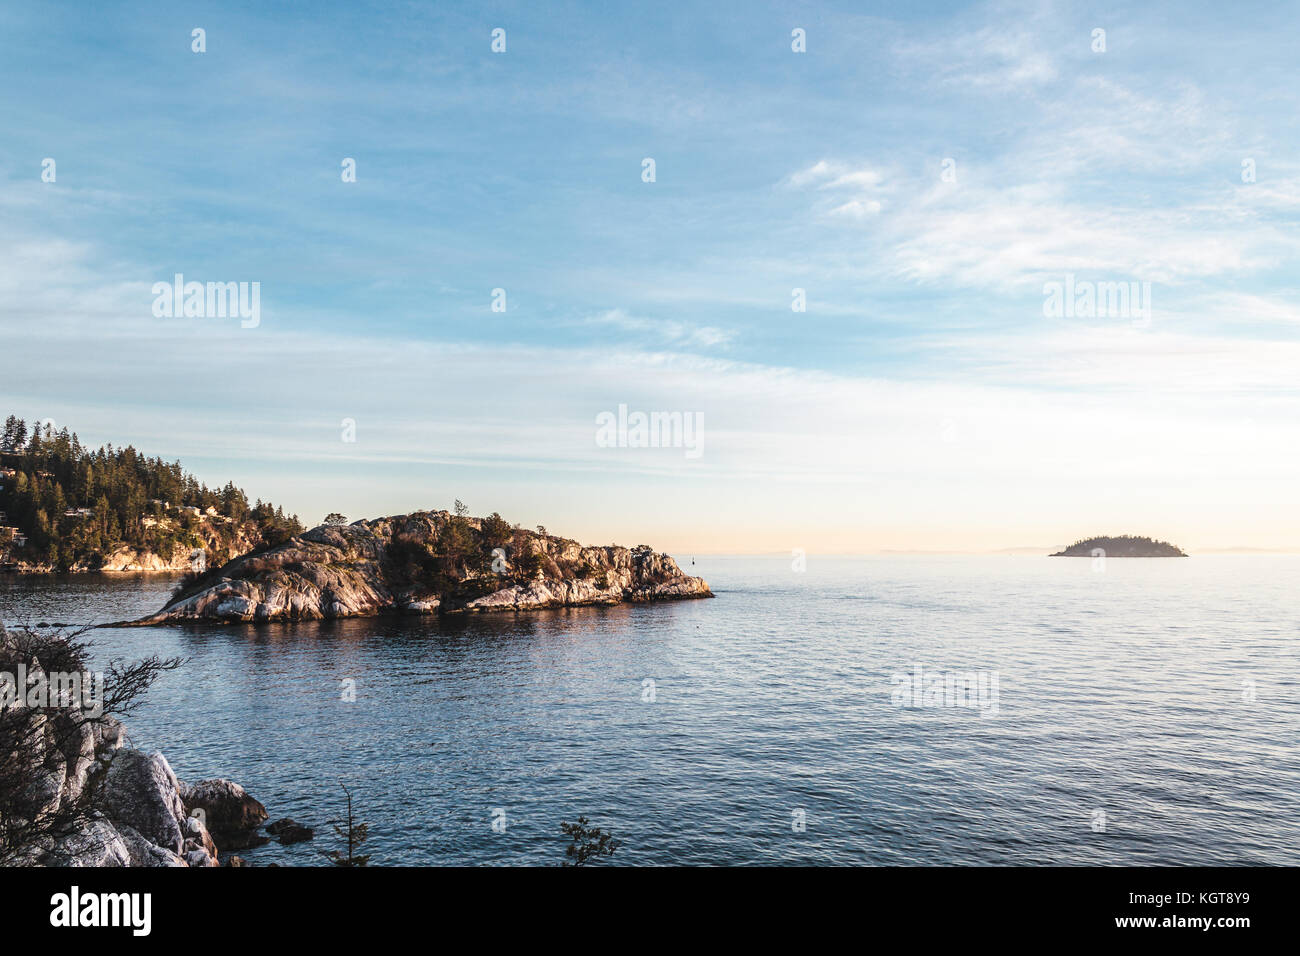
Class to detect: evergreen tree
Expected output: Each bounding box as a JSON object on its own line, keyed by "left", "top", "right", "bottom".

{"left": 0, "top": 412, "right": 301, "bottom": 567}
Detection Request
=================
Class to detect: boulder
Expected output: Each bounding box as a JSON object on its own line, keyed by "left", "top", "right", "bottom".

{"left": 266, "top": 817, "right": 314, "bottom": 844}
{"left": 185, "top": 848, "right": 218, "bottom": 867}
{"left": 99, "top": 750, "right": 187, "bottom": 854}
{"left": 181, "top": 778, "right": 269, "bottom": 850}
{"left": 0, "top": 620, "right": 265, "bottom": 868}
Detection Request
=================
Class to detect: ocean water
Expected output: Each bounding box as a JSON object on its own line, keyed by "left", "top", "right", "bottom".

{"left": 1, "top": 555, "right": 1297, "bottom": 866}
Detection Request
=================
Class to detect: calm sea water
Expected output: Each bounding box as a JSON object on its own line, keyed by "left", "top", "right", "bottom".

{"left": 2, "top": 556, "right": 1297, "bottom": 866}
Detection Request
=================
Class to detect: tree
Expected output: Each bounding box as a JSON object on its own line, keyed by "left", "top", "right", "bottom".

{"left": 481, "top": 512, "right": 512, "bottom": 549}
{"left": 509, "top": 527, "right": 543, "bottom": 582}
{"left": 1, "top": 416, "right": 26, "bottom": 454}
{"left": 560, "top": 816, "right": 620, "bottom": 866}
{"left": 0, "top": 411, "right": 301, "bottom": 567}
{"left": 322, "top": 782, "right": 370, "bottom": 867}
{"left": 323, "top": 513, "right": 348, "bottom": 526}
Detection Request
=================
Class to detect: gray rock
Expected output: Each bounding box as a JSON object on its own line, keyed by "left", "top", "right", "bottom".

{"left": 22, "top": 766, "right": 64, "bottom": 821}
{"left": 185, "top": 848, "right": 218, "bottom": 867}
{"left": 99, "top": 750, "right": 187, "bottom": 854}
{"left": 118, "top": 823, "right": 188, "bottom": 867}
{"left": 1, "top": 621, "right": 262, "bottom": 869}
{"left": 44, "top": 816, "right": 133, "bottom": 867}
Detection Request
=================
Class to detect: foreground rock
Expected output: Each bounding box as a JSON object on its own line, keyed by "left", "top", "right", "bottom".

{"left": 267, "top": 817, "right": 314, "bottom": 844}
{"left": 126, "top": 511, "right": 713, "bottom": 624}
{"left": 2, "top": 622, "right": 267, "bottom": 867}
{"left": 20, "top": 735, "right": 263, "bottom": 866}
{"left": 181, "top": 779, "right": 269, "bottom": 850}
{"left": 17, "top": 740, "right": 261, "bottom": 867}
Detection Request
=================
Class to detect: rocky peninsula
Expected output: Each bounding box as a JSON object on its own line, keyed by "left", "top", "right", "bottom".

{"left": 125, "top": 510, "right": 713, "bottom": 625}
{"left": 1050, "top": 535, "right": 1187, "bottom": 557}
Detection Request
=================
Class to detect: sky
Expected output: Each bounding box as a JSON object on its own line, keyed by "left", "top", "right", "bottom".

{"left": 1, "top": 0, "right": 1298, "bottom": 553}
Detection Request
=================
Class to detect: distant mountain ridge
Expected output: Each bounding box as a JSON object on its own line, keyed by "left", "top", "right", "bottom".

{"left": 1050, "top": 535, "right": 1187, "bottom": 557}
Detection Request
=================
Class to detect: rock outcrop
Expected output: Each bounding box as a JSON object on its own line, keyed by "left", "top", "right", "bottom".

{"left": 10, "top": 733, "right": 258, "bottom": 867}
{"left": 180, "top": 779, "right": 269, "bottom": 850}
{"left": 127, "top": 511, "right": 713, "bottom": 624}
{"left": 1, "top": 622, "right": 267, "bottom": 867}
{"left": 266, "top": 817, "right": 314, "bottom": 845}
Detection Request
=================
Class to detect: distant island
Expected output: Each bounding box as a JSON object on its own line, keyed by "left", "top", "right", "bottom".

{"left": 122, "top": 505, "right": 713, "bottom": 625}
{"left": 1050, "top": 535, "right": 1187, "bottom": 557}
{"left": 1, "top": 415, "right": 302, "bottom": 573}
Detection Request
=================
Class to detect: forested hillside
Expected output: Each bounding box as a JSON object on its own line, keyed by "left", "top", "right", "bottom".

{"left": 0, "top": 415, "right": 302, "bottom": 571}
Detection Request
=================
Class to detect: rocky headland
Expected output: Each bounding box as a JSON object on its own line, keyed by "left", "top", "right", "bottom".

{"left": 125, "top": 511, "right": 713, "bottom": 625}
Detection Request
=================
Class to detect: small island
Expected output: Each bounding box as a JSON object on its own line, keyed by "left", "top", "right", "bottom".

{"left": 1049, "top": 535, "right": 1187, "bottom": 557}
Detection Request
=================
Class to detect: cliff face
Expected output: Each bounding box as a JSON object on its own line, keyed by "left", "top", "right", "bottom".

{"left": 132, "top": 512, "right": 713, "bottom": 624}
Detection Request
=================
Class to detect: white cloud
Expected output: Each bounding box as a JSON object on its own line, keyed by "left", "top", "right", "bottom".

{"left": 829, "top": 199, "right": 882, "bottom": 219}
{"left": 788, "top": 160, "right": 889, "bottom": 221}
{"left": 583, "top": 308, "right": 735, "bottom": 349}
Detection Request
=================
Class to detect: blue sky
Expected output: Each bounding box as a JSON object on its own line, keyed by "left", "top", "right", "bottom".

{"left": 2, "top": 0, "right": 1299, "bottom": 551}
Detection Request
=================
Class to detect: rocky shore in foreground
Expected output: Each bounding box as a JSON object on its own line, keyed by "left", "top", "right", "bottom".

{"left": 2, "top": 622, "right": 268, "bottom": 867}
{"left": 25, "top": 747, "right": 268, "bottom": 867}
{"left": 124, "top": 511, "right": 713, "bottom": 625}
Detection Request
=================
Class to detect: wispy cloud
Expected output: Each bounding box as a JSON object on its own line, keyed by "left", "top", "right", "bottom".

{"left": 583, "top": 308, "right": 735, "bottom": 349}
